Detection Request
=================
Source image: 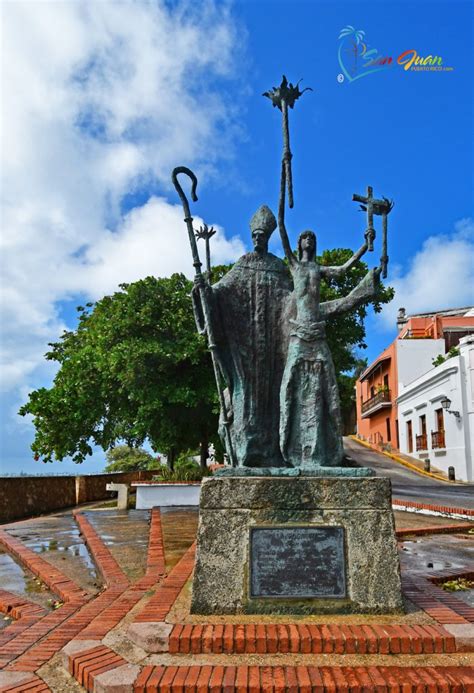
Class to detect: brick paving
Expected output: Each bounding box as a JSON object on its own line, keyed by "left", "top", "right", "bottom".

{"left": 0, "top": 672, "right": 52, "bottom": 691}
{"left": 73, "top": 511, "right": 130, "bottom": 589}
{"left": 0, "top": 529, "right": 88, "bottom": 603}
{"left": 0, "top": 502, "right": 472, "bottom": 691}
{"left": 146, "top": 508, "right": 167, "bottom": 579}
{"left": 0, "top": 589, "right": 48, "bottom": 650}
{"left": 134, "top": 542, "right": 196, "bottom": 623}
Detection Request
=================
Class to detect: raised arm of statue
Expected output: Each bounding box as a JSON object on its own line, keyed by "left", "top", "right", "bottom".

{"left": 320, "top": 242, "right": 368, "bottom": 280}
{"left": 278, "top": 163, "right": 296, "bottom": 266}
{"left": 321, "top": 266, "right": 380, "bottom": 318}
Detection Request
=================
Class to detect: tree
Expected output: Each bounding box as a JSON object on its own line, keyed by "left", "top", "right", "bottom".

{"left": 20, "top": 274, "right": 219, "bottom": 467}
{"left": 104, "top": 445, "right": 157, "bottom": 472}
{"left": 20, "top": 253, "right": 393, "bottom": 466}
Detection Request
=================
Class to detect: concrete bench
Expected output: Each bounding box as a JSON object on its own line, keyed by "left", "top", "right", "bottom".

{"left": 106, "top": 482, "right": 129, "bottom": 510}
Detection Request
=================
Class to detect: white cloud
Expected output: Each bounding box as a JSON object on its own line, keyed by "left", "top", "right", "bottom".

{"left": 1, "top": 1, "right": 246, "bottom": 398}
{"left": 380, "top": 218, "right": 474, "bottom": 328}
{"left": 84, "top": 197, "right": 246, "bottom": 298}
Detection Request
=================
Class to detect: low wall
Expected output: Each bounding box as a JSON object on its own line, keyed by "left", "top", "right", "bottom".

{"left": 0, "top": 470, "right": 158, "bottom": 524}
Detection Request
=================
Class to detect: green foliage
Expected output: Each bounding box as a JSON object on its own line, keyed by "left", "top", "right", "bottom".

{"left": 104, "top": 445, "right": 156, "bottom": 472}
{"left": 432, "top": 354, "right": 445, "bottom": 367}
{"left": 432, "top": 346, "right": 460, "bottom": 367}
{"left": 441, "top": 577, "right": 474, "bottom": 592}
{"left": 152, "top": 454, "right": 210, "bottom": 482}
{"left": 20, "top": 274, "right": 220, "bottom": 464}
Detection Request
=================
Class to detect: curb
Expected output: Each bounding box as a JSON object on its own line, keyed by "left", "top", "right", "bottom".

{"left": 349, "top": 435, "right": 454, "bottom": 483}
{"left": 393, "top": 499, "right": 474, "bottom": 521}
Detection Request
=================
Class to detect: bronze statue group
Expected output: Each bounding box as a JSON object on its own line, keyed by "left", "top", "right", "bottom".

{"left": 173, "top": 77, "right": 392, "bottom": 471}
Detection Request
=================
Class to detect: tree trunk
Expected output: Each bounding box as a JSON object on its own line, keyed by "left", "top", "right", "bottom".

{"left": 167, "top": 447, "right": 176, "bottom": 471}
{"left": 200, "top": 438, "right": 209, "bottom": 471}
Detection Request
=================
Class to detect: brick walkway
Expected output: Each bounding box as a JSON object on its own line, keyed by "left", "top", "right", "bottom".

{"left": 0, "top": 503, "right": 473, "bottom": 691}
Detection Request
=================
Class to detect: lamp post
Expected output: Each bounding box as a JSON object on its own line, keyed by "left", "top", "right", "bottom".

{"left": 440, "top": 396, "right": 461, "bottom": 420}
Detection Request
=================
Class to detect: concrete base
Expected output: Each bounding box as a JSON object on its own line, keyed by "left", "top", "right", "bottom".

{"left": 60, "top": 639, "right": 102, "bottom": 669}
{"left": 215, "top": 466, "right": 375, "bottom": 478}
{"left": 127, "top": 622, "right": 172, "bottom": 652}
{"left": 443, "top": 623, "right": 474, "bottom": 651}
{"left": 0, "top": 672, "right": 36, "bottom": 689}
{"left": 191, "top": 476, "right": 403, "bottom": 615}
{"left": 93, "top": 663, "right": 140, "bottom": 692}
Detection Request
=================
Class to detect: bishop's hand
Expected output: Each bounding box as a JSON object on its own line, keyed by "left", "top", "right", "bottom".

{"left": 194, "top": 273, "right": 207, "bottom": 290}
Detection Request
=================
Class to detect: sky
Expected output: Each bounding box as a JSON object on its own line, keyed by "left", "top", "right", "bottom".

{"left": 1, "top": 0, "right": 473, "bottom": 475}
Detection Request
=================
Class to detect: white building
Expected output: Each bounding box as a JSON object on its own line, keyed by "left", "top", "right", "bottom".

{"left": 397, "top": 335, "right": 474, "bottom": 481}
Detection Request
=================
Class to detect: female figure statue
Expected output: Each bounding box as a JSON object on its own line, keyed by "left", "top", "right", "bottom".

{"left": 278, "top": 175, "right": 383, "bottom": 468}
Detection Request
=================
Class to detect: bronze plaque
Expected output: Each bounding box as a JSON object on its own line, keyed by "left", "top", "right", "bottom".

{"left": 250, "top": 526, "right": 346, "bottom": 598}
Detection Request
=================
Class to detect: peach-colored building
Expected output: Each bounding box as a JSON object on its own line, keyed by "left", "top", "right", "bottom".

{"left": 356, "top": 307, "right": 474, "bottom": 450}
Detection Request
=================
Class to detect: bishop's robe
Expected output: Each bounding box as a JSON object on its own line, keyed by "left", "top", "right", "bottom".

{"left": 192, "top": 251, "right": 292, "bottom": 467}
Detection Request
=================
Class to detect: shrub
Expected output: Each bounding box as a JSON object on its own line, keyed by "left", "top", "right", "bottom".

{"left": 152, "top": 452, "right": 211, "bottom": 482}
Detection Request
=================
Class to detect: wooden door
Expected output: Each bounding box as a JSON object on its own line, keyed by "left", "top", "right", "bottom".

{"left": 407, "top": 420, "right": 413, "bottom": 453}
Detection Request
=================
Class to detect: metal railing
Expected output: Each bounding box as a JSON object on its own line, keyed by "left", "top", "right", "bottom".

{"left": 416, "top": 434, "right": 427, "bottom": 451}
{"left": 361, "top": 389, "right": 391, "bottom": 415}
{"left": 431, "top": 430, "right": 446, "bottom": 449}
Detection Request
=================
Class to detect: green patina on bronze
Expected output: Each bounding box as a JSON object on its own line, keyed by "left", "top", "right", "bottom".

{"left": 172, "top": 76, "right": 393, "bottom": 471}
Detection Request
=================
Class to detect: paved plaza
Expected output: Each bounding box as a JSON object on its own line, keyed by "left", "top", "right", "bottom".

{"left": 0, "top": 494, "right": 473, "bottom": 692}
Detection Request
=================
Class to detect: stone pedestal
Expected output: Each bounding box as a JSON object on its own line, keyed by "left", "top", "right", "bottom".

{"left": 191, "top": 476, "right": 403, "bottom": 615}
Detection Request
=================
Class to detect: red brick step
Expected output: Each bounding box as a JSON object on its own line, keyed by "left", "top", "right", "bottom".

{"left": 169, "top": 622, "right": 457, "bottom": 655}
{"left": 132, "top": 664, "right": 474, "bottom": 692}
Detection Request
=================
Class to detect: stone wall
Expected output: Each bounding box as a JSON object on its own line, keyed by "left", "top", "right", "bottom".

{"left": 0, "top": 470, "right": 158, "bottom": 524}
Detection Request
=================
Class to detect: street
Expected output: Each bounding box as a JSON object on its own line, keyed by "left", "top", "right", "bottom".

{"left": 345, "top": 437, "right": 474, "bottom": 509}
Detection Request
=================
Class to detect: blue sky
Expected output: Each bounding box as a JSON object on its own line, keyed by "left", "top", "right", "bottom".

{"left": 1, "top": 0, "right": 473, "bottom": 475}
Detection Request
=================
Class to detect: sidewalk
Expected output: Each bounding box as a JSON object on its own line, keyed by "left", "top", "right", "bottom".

{"left": 349, "top": 435, "right": 455, "bottom": 482}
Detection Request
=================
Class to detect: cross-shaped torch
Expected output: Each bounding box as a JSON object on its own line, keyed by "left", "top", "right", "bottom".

{"left": 195, "top": 223, "right": 216, "bottom": 281}
{"left": 352, "top": 185, "right": 394, "bottom": 278}
{"left": 263, "top": 75, "right": 312, "bottom": 209}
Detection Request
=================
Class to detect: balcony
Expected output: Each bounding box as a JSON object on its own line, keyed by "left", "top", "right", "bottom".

{"left": 361, "top": 389, "right": 392, "bottom": 417}
{"left": 416, "top": 433, "right": 427, "bottom": 451}
{"left": 431, "top": 430, "right": 446, "bottom": 449}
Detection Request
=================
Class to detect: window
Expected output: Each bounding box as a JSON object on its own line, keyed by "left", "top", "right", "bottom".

{"left": 416, "top": 415, "right": 427, "bottom": 451}
{"left": 386, "top": 417, "right": 391, "bottom": 442}
{"left": 407, "top": 420, "right": 413, "bottom": 453}
{"left": 432, "top": 408, "right": 446, "bottom": 449}
{"left": 383, "top": 374, "right": 389, "bottom": 390}
{"left": 419, "top": 414, "right": 427, "bottom": 436}
{"left": 395, "top": 419, "right": 400, "bottom": 449}
{"left": 435, "top": 408, "right": 444, "bottom": 432}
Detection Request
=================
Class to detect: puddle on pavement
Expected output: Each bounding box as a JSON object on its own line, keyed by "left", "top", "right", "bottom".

{"left": 4, "top": 515, "right": 100, "bottom": 596}
{"left": 0, "top": 547, "right": 55, "bottom": 610}
{"left": 0, "top": 615, "right": 13, "bottom": 630}
{"left": 399, "top": 533, "right": 473, "bottom": 573}
{"left": 81, "top": 507, "right": 198, "bottom": 578}
{"left": 161, "top": 507, "right": 198, "bottom": 572}
{"left": 84, "top": 509, "right": 150, "bottom": 581}
{"left": 452, "top": 588, "right": 474, "bottom": 607}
